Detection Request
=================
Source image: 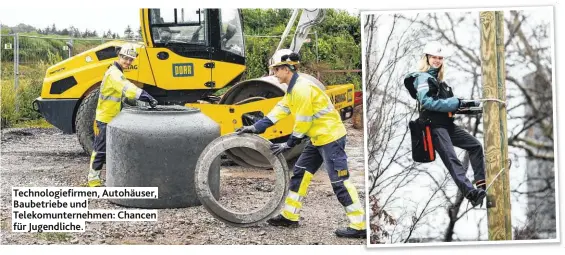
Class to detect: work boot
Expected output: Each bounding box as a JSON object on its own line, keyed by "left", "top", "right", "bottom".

{"left": 466, "top": 189, "right": 486, "bottom": 207}
{"left": 266, "top": 214, "right": 299, "bottom": 228}
{"left": 88, "top": 169, "right": 102, "bottom": 187}
{"left": 88, "top": 179, "right": 102, "bottom": 187}
{"left": 335, "top": 227, "right": 367, "bottom": 239}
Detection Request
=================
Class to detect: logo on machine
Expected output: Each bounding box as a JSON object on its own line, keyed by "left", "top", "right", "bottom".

{"left": 126, "top": 65, "right": 138, "bottom": 70}
{"left": 172, "top": 63, "right": 194, "bottom": 77}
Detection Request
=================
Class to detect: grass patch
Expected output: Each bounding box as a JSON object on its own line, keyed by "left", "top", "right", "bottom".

{"left": 35, "top": 232, "right": 72, "bottom": 242}
{"left": 1, "top": 81, "right": 18, "bottom": 127}
{"left": 1, "top": 66, "right": 46, "bottom": 128}
{"left": 12, "top": 118, "right": 52, "bottom": 128}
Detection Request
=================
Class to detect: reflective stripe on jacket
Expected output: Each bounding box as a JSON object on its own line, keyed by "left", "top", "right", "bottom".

{"left": 266, "top": 74, "right": 346, "bottom": 146}
{"left": 95, "top": 62, "right": 143, "bottom": 123}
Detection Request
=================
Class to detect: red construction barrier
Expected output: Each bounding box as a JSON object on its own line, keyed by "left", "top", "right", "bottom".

{"left": 354, "top": 91, "right": 363, "bottom": 106}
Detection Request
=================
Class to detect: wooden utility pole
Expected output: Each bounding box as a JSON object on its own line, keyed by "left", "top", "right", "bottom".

{"left": 479, "top": 11, "right": 512, "bottom": 241}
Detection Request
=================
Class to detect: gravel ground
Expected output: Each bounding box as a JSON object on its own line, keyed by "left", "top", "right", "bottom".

{"left": 0, "top": 119, "right": 367, "bottom": 245}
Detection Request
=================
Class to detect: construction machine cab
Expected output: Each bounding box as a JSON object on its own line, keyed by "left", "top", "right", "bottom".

{"left": 139, "top": 8, "right": 246, "bottom": 103}
{"left": 143, "top": 8, "right": 244, "bottom": 59}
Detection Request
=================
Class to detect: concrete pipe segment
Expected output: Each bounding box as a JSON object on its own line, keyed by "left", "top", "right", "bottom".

{"left": 195, "top": 133, "right": 290, "bottom": 227}
{"left": 106, "top": 105, "right": 221, "bottom": 209}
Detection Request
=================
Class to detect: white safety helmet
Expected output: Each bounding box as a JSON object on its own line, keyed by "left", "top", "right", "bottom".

{"left": 269, "top": 49, "right": 298, "bottom": 68}
{"left": 422, "top": 41, "right": 450, "bottom": 57}
{"left": 118, "top": 43, "right": 138, "bottom": 59}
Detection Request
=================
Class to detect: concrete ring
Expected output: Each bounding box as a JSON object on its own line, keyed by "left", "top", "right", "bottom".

{"left": 195, "top": 133, "right": 290, "bottom": 227}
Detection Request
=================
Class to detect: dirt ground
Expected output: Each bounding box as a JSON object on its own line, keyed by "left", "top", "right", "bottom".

{"left": 0, "top": 119, "right": 367, "bottom": 245}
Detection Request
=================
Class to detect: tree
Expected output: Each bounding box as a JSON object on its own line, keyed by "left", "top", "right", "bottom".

{"left": 124, "top": 25, "right": 134, "bottom": 39}
{"left": 367, "top": 9, "right": 555, "bottom": 243}
{"left": 68, "top": 26, "right": 80, "bottom": 37}
{"left": 241, "top": 9, "right": 293, "bottom": 35}
{"left": 103, "top": 30, "right": 113, "bottom": 39}
{"left": 82, "top": 28, "right": 90, "bottom": 38}
{"left": 398, "top": 10, "right": 555, "bottom": 239}
{"left": 241, "top": 9, "right": 361, "bottom": 90}
{"left": 365, "top": 13, "right": 451, "bottom": 243}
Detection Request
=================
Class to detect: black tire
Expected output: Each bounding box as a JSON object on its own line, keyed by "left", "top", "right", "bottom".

{"left": 75, "top": 89, "right": 99, "bottom": 155}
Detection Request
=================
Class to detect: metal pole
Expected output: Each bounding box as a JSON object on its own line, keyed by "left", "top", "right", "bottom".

{"left": 315, "top": 31, "right": 319, "bottom": 63}
{"left": 479, "top": 11, "right": 512, "bottom": 241}
{"left": 276, "top": 9, "right": 299, "bottom": 52}
{"left": 69, "top": 38, "right": 73, "bottom": 58}
{"left": 14, "top": 33, "right": 19, "bottom": 113}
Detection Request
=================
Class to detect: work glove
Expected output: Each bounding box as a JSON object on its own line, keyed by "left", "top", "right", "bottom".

{"left": 270, "top": 142, "right": 291, "bottom": 156}
{"left": 456, "top": 107, "right": 483, "bottom": 115}
{"left": 149, "top": 98, "right": 158, "bottom": 108}
{"left": 123, "top": 97, "right": 138, "bottom": 106}
{"left": 236, "top": 125, "right": 257, "bottom": 135}
{"left": 138, "top": 90, "right": 158, "bottom": 108}
{"left": 458, "top": 99, "right": 481, "bottom": 108}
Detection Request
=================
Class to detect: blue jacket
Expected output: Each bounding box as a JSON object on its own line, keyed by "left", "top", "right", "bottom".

{"left": 410, "top": 72, "right": 459, "bottom": 113}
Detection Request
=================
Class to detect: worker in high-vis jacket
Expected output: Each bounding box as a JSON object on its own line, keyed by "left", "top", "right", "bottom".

{"left": 87, "top": 43, "right": 158, "bottom": 187}
{"left": 237, "top": 50, "right": 366, "bottom": 238}
{"left": 406, "top": 41, "right": 486, "bottom": 207}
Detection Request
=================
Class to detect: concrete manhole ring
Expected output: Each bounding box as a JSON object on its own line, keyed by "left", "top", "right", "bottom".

{"left": 195, "top": 133, "right": 290, "bottom": 227}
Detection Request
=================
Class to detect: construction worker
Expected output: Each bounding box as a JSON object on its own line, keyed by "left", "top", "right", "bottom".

{"left": 87, "top": 43, "right": 158, "bottom": 187}
{"left": 237, "top": 50, "right": 366, "bottom": 238}
{"left": 406, "top": 41, "right": 486, "bottom": 207}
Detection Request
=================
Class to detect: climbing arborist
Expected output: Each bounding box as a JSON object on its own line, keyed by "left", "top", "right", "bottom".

{"left": 87, "top": 43, "right": 158, "bottom": 187}
{"left": 405, "top": 41, "right": 487, "bottom": 207}
{"left": 236, "top": 50, "right": 366, "bottom": 238}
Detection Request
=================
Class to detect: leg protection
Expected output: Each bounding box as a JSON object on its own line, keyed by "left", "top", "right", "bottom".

{"left": 88, "top": 120, "right": 107, "bottom": 187}
{"left": 320, "top": 136, "right": 366, "bottom": 230}
{"left": 281, "top": 141, "right": 323, "bottom": 221}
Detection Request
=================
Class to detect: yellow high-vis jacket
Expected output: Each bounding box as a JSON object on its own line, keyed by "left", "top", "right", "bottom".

{"left": 95, "top": 63, "right": 144, "bottom": 123}
{"left": 267, "top": 74, "right": 346, "bottom": 146}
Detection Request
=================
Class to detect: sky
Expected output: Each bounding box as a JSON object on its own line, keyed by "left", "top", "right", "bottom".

{"left": 0, "top": 8, "right": 160, "bottom": 37}
{"left": 0, "top": 8, "right": 360, "bottom": 37}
